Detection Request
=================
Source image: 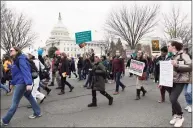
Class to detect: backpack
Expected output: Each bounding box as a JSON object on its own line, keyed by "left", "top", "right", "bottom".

{"left": 39, "top": 62, "right": 50, "bottom": 80}
{"left": 16, "top": 58, "right": 39, "bottom": 79}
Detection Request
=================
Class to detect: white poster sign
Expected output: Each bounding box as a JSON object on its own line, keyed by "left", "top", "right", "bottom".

{"left": 159, "top": 61, "right": 173, "bottom": 87}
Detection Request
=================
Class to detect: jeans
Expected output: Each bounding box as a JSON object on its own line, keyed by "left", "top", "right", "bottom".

{"left": 165, "top": 83, "right": 184, "bottom": 116}
{"left": 0, "top": 84, "right": 9, "bottom": 93}
{"left": 115, "top": 72, "right": 125, "bottom": 92}
{"left": 184, "top": 84, "right": 192, "bottom": 105}
{"left": 78, "top": 68, "right": 82, "bottom": 80}
{"left": 2, "top": 84, "right": 41, "bottom": 124}
{"left": 85, "top": 73, "right": 92, "bottom": 87}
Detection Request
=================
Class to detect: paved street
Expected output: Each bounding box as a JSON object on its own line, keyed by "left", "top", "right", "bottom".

{"left": 0, "top": 70, "right": 192, "bottom": 127}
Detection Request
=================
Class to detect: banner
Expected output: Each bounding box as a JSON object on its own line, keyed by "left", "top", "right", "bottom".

{"left": 128, "top": 59, "right": 145, "bottom": 76}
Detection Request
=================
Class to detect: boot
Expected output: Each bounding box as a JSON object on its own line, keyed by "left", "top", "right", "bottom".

{"left": 100, "top": 91, "right": 113, "bottom": 105}
{"left": 141, "top": 86, "right": 147, "bottom": 96}
{"left": 58, "top": 90, "right": 65, "bottom": 95}
{"left": 135, "top": 89, "right": 141, "bottom": 100}
{"left": 45, "top": 87, "right": 51, "bottom": 95}
{"left": 69, "top": 86, "right": 74, "bottom": 92}
{"left": 74, "top": 73, "right": 78, "bottom": 78}
{"left": 88, "top": 97, "right": 97, "bottom": 107}
{"left": 48, "top": 82, "right": 54, "bottom": 86}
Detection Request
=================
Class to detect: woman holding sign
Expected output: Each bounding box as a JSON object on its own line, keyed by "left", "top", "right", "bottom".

{"left": 135, "top": 51, "right": 147, "bottom": 100}
{"left": 165, "top": 39, "right": 192, "bottom": 127}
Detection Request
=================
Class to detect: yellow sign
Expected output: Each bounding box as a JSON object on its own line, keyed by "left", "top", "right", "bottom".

{"left": 152, "top": 40, "right": 160, "bottom": 52}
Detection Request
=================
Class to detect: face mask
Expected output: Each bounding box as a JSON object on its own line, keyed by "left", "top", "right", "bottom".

{"left": 168, "top": 52, "right": 174, "bottom": 57}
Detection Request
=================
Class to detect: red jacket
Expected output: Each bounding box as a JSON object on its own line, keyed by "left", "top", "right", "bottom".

{"left": 112, "top": 57, "right": 125, "bottom": 73}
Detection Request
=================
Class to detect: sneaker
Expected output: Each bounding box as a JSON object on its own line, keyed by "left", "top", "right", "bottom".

{"left": 174, "top": 116, "right": 184, "bottom": 127}
{"left": 184, "top": 105, "right": 189, "bottom": 110}
{"left": 113, "top": 92, "right": 119, "bottom": 95}
{"left": 28, "top": 114, "right": 42, "bottom": 119}
{"left": 170, "top": 114, "right": 177, "bottom": 125}
{"left": 1, "top": 119, "right": 8, "bottom": 126}
{"left": 187, "top": 106, "right": 192, "bottom": 113}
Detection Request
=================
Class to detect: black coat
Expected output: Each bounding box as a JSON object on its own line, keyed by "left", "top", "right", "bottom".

{"left": 70, "top": 60, "right": 76, "bottom": 72}
{"left": 59, "top": 58, "right": 69, "bottom": 76}
{"left": 92, "top": 62, "right": 106, "bottom": 91}
{"left": 77, "top": 58, "right": 84, "bottom": 69}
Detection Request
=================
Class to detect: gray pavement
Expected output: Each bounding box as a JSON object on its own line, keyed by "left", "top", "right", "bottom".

{"left": 0, "top": 70, "right": 192, "bottom": 127}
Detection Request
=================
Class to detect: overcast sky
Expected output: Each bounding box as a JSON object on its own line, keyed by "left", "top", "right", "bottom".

{"left": 5, "top": 1, "right": 191, "bottom": 48}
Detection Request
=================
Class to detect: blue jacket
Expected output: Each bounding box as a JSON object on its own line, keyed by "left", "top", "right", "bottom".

{"left": 11, "top": 54, "right": 32, "bottom": 86}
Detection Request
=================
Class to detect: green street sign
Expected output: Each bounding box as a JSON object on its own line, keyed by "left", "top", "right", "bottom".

{"left": 75, "top": 30, "right": 92, "bottom": 44}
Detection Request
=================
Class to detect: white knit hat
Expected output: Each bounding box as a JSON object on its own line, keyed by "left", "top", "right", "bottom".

{"left": 28, "top": 51, "right": 37, "bottom": 58}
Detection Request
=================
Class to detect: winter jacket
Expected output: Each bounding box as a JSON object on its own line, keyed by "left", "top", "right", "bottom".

{"left": 92, "top": 62, "right": 106, "bottom": 91}
{"left": 59, "top": 57, "right": 69, "bottom": 76}
{"left": 108, "top": 60, "right": 113, "bottom": 72}
{"left": 11, "top": 54, "right": 32, "bottom": 86}
{"left": 70, "top": 59, "right": 76, "bottom": 72}
{"left": 172, "top": 50, "right": 192, "bottom": 84}
{"left": 77, "top": 57, "right": 84, "bottom": 69}
{"left": 3, "top": 60, "right": 12, "bottom": 73}
{"left": 101, "top": 60, "right": 108, "bottom": 69}
{"left": 112, "top": 57, "right": 125, "bottom": 73}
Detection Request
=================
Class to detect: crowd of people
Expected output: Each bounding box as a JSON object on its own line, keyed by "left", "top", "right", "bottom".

{"left": 0, "top": 39, "right": 192, "bottom": 127}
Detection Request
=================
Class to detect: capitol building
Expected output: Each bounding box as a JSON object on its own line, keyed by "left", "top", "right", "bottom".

{"left": 44, "top": 13, "right": 106, "bottom": 58}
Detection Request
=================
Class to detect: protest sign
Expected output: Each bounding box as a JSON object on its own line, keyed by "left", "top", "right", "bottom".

{"left": 159, "top": 61, "right": 173, "bottom": 87}
{"left": 128, "top": 59, "right": 145, "bottom": 76}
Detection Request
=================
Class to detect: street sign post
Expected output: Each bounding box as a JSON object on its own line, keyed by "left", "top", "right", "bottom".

{"left": 75, "top": 30, "right": 92, "bottom": 44}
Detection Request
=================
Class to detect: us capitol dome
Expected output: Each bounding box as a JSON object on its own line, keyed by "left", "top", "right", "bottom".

{"left": 45, "top": 12, "right": 106, "bottom": 58}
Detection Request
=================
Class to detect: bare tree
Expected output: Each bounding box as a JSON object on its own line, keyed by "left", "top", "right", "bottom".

{"left": 163, "top": 6, "right": 191, "bottom": 46}
{"left": 103, "top": 32, "right": 115, "bottom": 55}
{"left": 104, "top": 4, "right": 160, "bottom": 49}
{"left": 1, "top": 2, "right": 37, "bottom": 54}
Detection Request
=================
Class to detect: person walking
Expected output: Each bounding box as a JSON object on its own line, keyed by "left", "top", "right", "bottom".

{"left": 27, "top": 52, "right": 46, "bottom": 107}
{"left": 126, "top": 55, "right": 134, "bottom": 77}
{"left": 48, "top": 52, "right": 61, "bottom": 90}
{"left": 77, "top": 56, "right": 84, "bottom": 81}
{"left": 87, "top": 55, "right": 113, "bottom": 107}
{"left": 112, "top": 51, "right": 126, "bottom": 95}
{"left": 184, "top": 76, "right": 192, "bottom": 113}
{"left": 1, "top": 47, "right": 41, "bottom": 126}
{"left": 83, "top": 58, "right": 93, "bottom": 88}
{"left": 183, "top": 48, "right": 192, "bottom": 113}
{"left": 135, "top": 51, "right": 147, "bottom": 100}
{"left": 58, "top": 53, "right": 74, "bottom": 95}
{"left": 156, "top": 46, "right": 171, "bottom": 103}
{"left": 166, "top": 39, "right": 192, "bottom": 127}
{"left": 68, "top": 57, "right": 78, "bottom": 78}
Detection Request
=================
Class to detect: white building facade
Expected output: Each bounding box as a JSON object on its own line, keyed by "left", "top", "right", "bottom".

{"left": 45, "top": 13, "right": 105, "bottom": 58}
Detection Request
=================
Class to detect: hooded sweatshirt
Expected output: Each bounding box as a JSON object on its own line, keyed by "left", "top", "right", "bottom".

{"left": 11, "top": 54, "right": 33, "bottom": 86}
